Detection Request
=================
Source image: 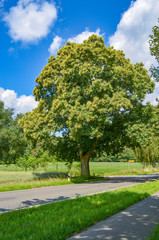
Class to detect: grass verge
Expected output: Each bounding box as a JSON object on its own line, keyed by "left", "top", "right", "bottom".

{"left": 0, "top": 180, "right": 159, "bottom": 240}
{"left": 0, "top": 176, "right": 107, "bottom": 192}
{"left": 148, "top": 224, "right": 159, "bottom": 240}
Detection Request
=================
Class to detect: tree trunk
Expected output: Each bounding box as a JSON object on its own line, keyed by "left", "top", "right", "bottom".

{"left": 79, "top": 151, "right": 91, "bottom": 177}
{"left": 152, "top": 160, "right": 156, "bottom": 168}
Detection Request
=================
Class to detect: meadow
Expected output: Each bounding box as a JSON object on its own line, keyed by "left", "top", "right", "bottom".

{"left": 0, "top": 161, "right": 159, "bottom": 192}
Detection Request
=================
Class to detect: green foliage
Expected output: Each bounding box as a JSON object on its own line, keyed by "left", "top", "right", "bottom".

{"left": 118, "top": 147, "right": 137, "bottom": 162}
{"left": 135, "top": 136, "right": 159, "bottom": 167}
{"left": 16, "top": 152, "right": 52, "bottom": 171}
{"left": 38, "top": 152, "right": 51, "bottom": 170}
{"left": 148, "top": 223, "right": 159, "bottom": 240}
{"left": 149, "top": 18, "right": 159, "bottom": 81}
{"left": 48, "top": 135, "right": 79, "bottom": 163}
{"left": 92, "top": 147, "right": 137, "bottom": 162}
{"left": 0, "top": 101, "right": 27, "bottom": 164}
{"left": 149, "top": 18, "right": 159, "bottom": 62}
{"left": 91, "top": 152, "right": 119, "bottom": 162}
{"left": 127, "top": 105, "right": 159, "bottom": 166}
{"left": 19, "top": 35, "right": 155, "bottom": 176}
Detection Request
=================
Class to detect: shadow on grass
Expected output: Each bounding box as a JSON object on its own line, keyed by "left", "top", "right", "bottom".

{"left": 33, "top": 172, "right": 108, "bottom": 183}
{"left": 33, "top": 172, "right": 68, "bottom": 180}
{"left": 68, "top": 193, "right": 159, "bottom": 240}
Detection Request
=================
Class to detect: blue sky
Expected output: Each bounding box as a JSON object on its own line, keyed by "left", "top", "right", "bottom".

{"left": 0, "top": 0, "right": 159, "bottom": 114}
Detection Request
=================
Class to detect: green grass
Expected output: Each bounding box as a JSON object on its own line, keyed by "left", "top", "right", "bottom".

{"left": 1, "top": 162, "right": 159, "bottom": 175}
{"left": 0, "top": 162, "right": 159, "bottom": 192}
{"left": 0, "top": 180, "right": 159, "bottom": 240}
{"left": 0, "top": 175, "right": 106, "bottom": 192}
{"left": 89, "top": 162, "right": 159, "bottom": 175}
{"left": 148, "top": 224, "right": 159, "bottom": 240}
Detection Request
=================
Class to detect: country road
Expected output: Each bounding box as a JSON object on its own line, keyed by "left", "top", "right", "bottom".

{"left": 0, "top": 174, "right": 158, "bottom": 214}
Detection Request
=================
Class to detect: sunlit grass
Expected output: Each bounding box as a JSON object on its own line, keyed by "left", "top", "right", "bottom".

{"left": 148, "top": 224, "right": 159, "bottom": 240}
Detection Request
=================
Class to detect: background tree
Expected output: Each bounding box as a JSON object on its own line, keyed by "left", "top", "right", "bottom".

{"left": 0, "top": 101, "right": 27, "bottom": 164}
{"left": 19, "top": 35, "right": 155, "bottom": 177}
{"left": 134, "top": 136, "right": 159, "bottom": 169}
{"left": 118, "top": 147, "right": 137, "bottom": 162}
{"left": 127, "top": 104, "right": 159, "bottom": 168}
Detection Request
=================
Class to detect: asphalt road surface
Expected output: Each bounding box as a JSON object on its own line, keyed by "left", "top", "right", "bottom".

{"left": 0, "top": 174, "right": 158, "bottom": 214}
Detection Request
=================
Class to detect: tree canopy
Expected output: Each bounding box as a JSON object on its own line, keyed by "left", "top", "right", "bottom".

{"left": 19, "top": 35, "right": 155, "bottom": 176}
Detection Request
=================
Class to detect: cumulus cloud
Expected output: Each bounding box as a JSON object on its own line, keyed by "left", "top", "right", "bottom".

{"left": 48, "top": 35, "right": 63, "bottom": 55}
{"left": 143, "top": 84, "right": 159, "bottom": 105}
{"left": 48, "top": 28, "right": 102, "bottom": 55}
{"left": 3, "top": 0, "right": 57, "bottom": 43}
{"left": 109, "top": 0, "right": 159, "bottom": 69}
{"left": 0, "top": 88, "right": 38, "bottom": 114}
{"left": 109, "top": 0, "right": 159, "bottom": 104}
{"left": 68, "top": 28, "right": 101, "bottom": 43}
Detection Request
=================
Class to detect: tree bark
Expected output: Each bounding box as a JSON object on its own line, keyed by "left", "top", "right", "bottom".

{"left": 152, "top": 160, "right": 156, "bottom": 168}
{"left": 79, "top": 151, "right": 91, "bottom": 177}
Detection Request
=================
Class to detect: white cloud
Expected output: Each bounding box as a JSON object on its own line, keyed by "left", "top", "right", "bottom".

{"left": 48, "top": 28, "right": 102, "bottom": 55}
{"left": 48, "top": 35, "right": 63, "bottom": 55}
{"left": 109, "top": 0, "right": 159, "bottom": 105}
{"left": 144, "top": 85, "right": 159, "bottom": 105}
{"left": 3, "top": 0, "right": 57, "bottom": 43}
{"left": 0, "top": 88, "right": 38, "bottom": 114}
{"left": 109, "top": 0, "right": 159, "bottom": 69}
{"left": 68, "top": 28, "right": 101, "bottom": 43}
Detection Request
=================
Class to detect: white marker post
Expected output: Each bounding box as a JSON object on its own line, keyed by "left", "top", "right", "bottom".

{"left": 68, "top": 172, "right": 70, "bottom": 181}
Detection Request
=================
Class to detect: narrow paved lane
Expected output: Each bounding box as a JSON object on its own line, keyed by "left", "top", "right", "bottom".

{"left": 0, "top": 174, "right": 158, "bottom": 214}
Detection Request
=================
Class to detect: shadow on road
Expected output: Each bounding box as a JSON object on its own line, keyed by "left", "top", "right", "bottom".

{"left": 0, "top": 195, "right": 70, "bottom": 213}
{"left": 0, "top": 208, "right": 12, "bottom": 213}
{"left": 21, "top": 195, "right": 70, "bottom": 207}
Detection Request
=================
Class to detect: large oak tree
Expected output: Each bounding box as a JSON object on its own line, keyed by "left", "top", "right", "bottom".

{"left": 19, "top": 35, "right": 154, "bottom": 176}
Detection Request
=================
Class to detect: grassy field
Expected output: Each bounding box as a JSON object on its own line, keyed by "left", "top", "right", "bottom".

{"left": 0, "top": 180, "right": 159, "bottom": 240}
{"left": 1, "top": 161, "right": 159, "bottom": 174}
{"left": 0, "top": 162, "right": 159, "bottom": 192}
